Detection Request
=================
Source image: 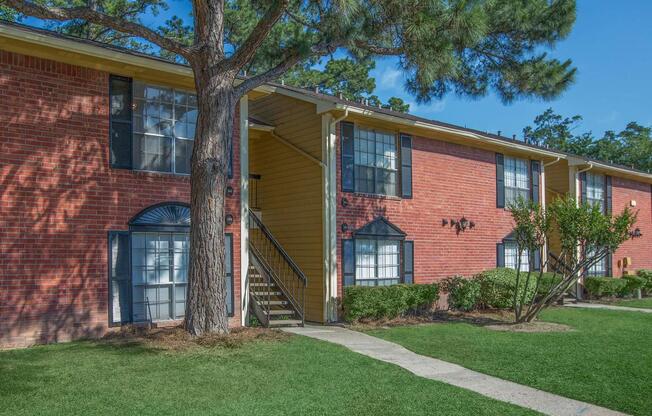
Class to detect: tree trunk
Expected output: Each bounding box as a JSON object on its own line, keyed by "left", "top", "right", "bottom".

{"left": 184, "top": 70, "right": 236, "bottom": 336}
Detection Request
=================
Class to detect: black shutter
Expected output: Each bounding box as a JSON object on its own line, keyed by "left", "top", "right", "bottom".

{"left": 496, "top": 153, "right": 505, "bottom": 208}
{"left": 605, "top": 175, "right": 612, "bottom": 215}
{"left": 496, "top": 243, "right": 505, "bottom": 267}
{"left": 226, "top": 234, "right": 234, "bottom": 316}
{"left": 108, "top": 231, "right": 131, "bottom": 325}
{"left": 342, "top": 239, "right": 355, "bottom": 286}
{"left": 580, "top": 171, "right": 587, "bottom": 204}
{"left": 227, "top": 140, "right": 234, "bottom": 179}
{"left": 400, "top": 134, "right": 413, "bottom": 199}
{"left": 341, "top": 122, "right": 355, "bottom": 192}
{"left": 531, "top": 160, "right": 541, "bottom": 205}
{"left": 605, "top": 252, "right": 613, "bottom": 277}
{"left": 403, "top": 240, "right": 414, "bottom": 284}
{"left": 531, "top": 248, "right": 541, "bottom": 271}
{"left": 109, "top": 75, "right": 133, "bottom": 169}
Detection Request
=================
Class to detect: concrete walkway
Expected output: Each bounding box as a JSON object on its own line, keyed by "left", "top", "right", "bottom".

{"left": 283, "top": 325, "right": 627, "bottom": 416}
{"left": 565, "top": 303, "right": 652, "bottom": 313}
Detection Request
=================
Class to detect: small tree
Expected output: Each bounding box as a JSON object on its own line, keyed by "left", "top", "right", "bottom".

{"left": 508, "top": 196, "right": 636, "bottom": 323}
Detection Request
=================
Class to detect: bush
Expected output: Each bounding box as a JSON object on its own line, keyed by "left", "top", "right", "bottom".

{"left": 343, "top": 284, "right": 439, "bottom": 322}
{"left": 476, "top": 268, "right": 537, "bottom": 309}
{"left": 536, "top": 272, "right": 563, "bottom": 295}
{"left": 621, "top": 275, "right": 646, "bottom": 296}
{"left": 585, "top": 277, "right": 628, "bottom": 298}
{"left": 441, "top": 275, "right": 480, "bottom": 311}
{"left": 637, "top": 270, "right": 652, "bottom": 294}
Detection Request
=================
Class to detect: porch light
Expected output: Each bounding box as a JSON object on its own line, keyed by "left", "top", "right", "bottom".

{"left": 225, "top": 214, "right": 234, "bottom": 225}
{"left": 341, "top": 223, "right": 349, "bottom": 233}
{"left": 226, "top": 186, "right": 234, "bottom": 197}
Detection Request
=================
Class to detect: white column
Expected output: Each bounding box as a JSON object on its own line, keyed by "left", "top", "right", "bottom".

{"left": 321, "top": 114, "right": 339, "bottom": 322}
{"left": 239, "top": 95, "right": 249, "bottom": 326}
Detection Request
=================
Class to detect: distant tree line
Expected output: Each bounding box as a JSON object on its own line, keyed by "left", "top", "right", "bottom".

{"left": 523, "top": 108, "right": 652, "bottom": 172}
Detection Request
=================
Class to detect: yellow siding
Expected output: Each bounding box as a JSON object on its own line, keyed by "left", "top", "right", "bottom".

{"left": 249, "top": 95, "right": 324, "bottom": 322}
{"left": 545, "top": 160, "right": 571, "bottom": 258}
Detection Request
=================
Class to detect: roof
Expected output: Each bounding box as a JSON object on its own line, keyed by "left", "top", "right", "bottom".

{"left": 0, "top": 20, "right": 650, "bottom": 182}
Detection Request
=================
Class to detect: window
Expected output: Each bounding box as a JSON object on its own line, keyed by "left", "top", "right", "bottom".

{"left": 504, "top": 156, "right": 530, "bottom": 204}
{"left": 504, "top": 242, "right": 530, "bottom": 272}
{"left": 132, "top": 81, "right": 197, "bottom": 174}
{"left": 586, "top": 246, "right": 607, "bottom": 277}
{"left": 131, "top": 232, "right": 188, "bottom": 321}
{"left": 354, "top": 239, "right": 400, "bottom": 286}
{"left": 353, "top": 127, "right": 398, "bottom": 196}
{"left": 586, "top": 173, "right": 606, "bottom": 212}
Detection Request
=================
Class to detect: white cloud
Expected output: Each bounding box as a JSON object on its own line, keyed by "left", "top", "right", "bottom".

{"left": 407, "top": 100, "right": 447, "bottom": 116}
{"left": 379, "top": 68, "right": 402, "bottom": 89}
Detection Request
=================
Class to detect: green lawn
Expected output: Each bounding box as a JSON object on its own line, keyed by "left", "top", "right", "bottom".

{"left": 614, "top": 297, "right": 652, "bottom": 309}
{"left": 369, "top": 307, "right": 652, "bottom": 416}
{"left": 0, "top": 334, "right": 536, "bottom": 416}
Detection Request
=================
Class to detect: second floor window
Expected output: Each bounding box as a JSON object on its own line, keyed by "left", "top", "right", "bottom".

{"left": 132, "top": 82, "right": 197, "bottom": 175}
{"left": 354, "top": 127, "right": 398, "bottom": 196}
{"left": 504, "top": 156, "right": 530, "bottom": 204}
{"left": 585, "top": 172, "right": 606, "bottom": 211}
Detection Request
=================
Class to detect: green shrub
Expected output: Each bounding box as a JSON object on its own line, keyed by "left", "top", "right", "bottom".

{"left": 475, "top": 268, "right": 537, "bottom": 309}
{"left": 636, "top": 270, "right": 652, "bottom": 293}
{"left": 441, "top": 275, "right": 480, "bottom": 311}
{"left": 621, "top": 275, "right": 646, "bottom": 296}
{"left": 585, "top": 277, "right": 628, "bottom": 298}
{"left": 343, "top": 284, "right": 439, "bottom": 322}
{"left": 536, "top": 272, "right": 563, "bottom": 295}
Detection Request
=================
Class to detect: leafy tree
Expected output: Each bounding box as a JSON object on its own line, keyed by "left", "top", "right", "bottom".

{"left": 4, "top": 0, "right": 578, "bottom": 336}
{"left": 508, "top": 197, "right": 636, "bottom": 323}
{"left": 523, "top": 108, "right": 652, "bottom": 171}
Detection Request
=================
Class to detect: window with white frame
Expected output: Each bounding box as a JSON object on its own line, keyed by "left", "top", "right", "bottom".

{"left": 586, "top": 173, "right": 606, "bottom": 212}
{"left": 132, "top": 82, "right": 197, "bottom": 174}
{"left": 353, "top": 127, "right": 398, "bottom": 196}
{"left": 504, "top": 241, "right": 530, "bottom": 272}
{"left": 131, "top": 232, "right": 189, "bottom": 321}
{"left": 355, "top": 239, "right": 400, "bottom": 286}
{"left": 504, "top": 156, "right": 530, "bottom": 204}
{"left": 586, "top": 246, "right": 607, "bottom": 277}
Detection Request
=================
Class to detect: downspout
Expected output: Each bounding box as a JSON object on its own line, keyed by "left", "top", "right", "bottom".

{"left": 325, "top": 109, "right": 348, "bottom": 323}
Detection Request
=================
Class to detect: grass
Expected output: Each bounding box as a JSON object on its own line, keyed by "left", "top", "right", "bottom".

{"left": 0, "top": 331, "right": 536, "bottom": 416}
{"left": 613, "top": 297, "right": 652, "bottom": 309}
{"left": 368, "top": 307, "right": 652, "bottom": 416}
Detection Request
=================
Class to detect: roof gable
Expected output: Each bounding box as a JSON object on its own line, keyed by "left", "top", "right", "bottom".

{"left": 353, "top": 217, "right": 406, "bottom": 239}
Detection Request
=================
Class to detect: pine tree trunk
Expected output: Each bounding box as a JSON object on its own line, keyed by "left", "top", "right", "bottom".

{"left": 184, "top": 71, "right": 236, "bottom": 336}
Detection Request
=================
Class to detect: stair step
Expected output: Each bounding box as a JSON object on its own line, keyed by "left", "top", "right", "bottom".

{"left": 252, "top": 291, "right": 282, "bottom": 297}
{"left": 250, "top": 282, "right": 276, "bottom": 287}
{"left": 255, "top": 300, "right": 288, "bottom": 306}
{"left": 268, "top": 319, "right": 302, "bottom": 327}
{"left": 264, "top": 309, "right": 294, "bottom": 316}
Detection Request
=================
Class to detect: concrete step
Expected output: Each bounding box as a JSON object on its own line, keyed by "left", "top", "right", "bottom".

{"left": 268, "top": 319, "right": 302, "bottom": 327}
{"left": 252, "top": 291, "right": 282, "bottom": 297}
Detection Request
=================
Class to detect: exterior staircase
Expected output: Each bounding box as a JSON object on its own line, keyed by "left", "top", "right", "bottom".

{"left": 247, "top": 209, "right": 306, "bottom": 327}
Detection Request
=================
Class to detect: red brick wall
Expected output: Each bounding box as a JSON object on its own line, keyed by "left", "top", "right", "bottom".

{"left": 336, "top": 125, "right": 539, "bottom": 298}
{"left": 0, "top": 51, "right": 241, "bottom": 348}
{"left": 611, "top": 177, "right": 652, "bottom": 275}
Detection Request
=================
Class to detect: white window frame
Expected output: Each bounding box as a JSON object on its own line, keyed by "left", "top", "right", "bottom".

{"left": 132, "top": 81, "right": 197, "bottom": 175}
{"left": 353, "top": 127, "right": 398, "bottom": 196}
{"left": 504, "top": 241, "right": 530, "bottom": 272}
{"left": 586, "top": 172, "right": 606, "bottom": 212}
{"left": 354, "top": 239, "right": 401, "bottom": 286}
{"left": 504, "top": 156, "right": 530, "bottom": 205}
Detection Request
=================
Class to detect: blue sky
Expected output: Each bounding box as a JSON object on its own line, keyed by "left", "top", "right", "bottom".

{"left": 27, "top": 0, "right": 652, "bottom": 138}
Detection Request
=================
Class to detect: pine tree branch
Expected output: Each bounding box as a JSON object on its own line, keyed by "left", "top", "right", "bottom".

{"left": 224, "top": 0, "right": 289, "bottom": 73}
{"left": 234, "top": 39, "right": 340, "bottom": 97}
{"left": 3, "top": 0, "right": 190, "bottom": 57}
{"left": 353, "top": 40, "right": 402, "bottom": 56}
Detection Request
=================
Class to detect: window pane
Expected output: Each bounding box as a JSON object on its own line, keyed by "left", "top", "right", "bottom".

{"left": 110, "top": 78, "right": 131, "bottom": 121}
{"left": 504, "top": 242, "right": 529, "bottom": 272}
{"left": 504, "top": 156, "right": 530, "bottom": 205}
{"left": 175, "top": 138, "right": 193, "bottom": 175}
{"left": 353, "top": 127, "right": 397, "bottom": 196}
{"left": 355, "top": 239, "right": 376, "bottom": 280}
{"left": 133, "top": 134, "right": 172, "bottom": 172}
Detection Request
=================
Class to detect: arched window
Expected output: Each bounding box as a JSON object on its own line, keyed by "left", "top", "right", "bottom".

{"left": 108, "top": 203, "right": 233, "bottom": 325}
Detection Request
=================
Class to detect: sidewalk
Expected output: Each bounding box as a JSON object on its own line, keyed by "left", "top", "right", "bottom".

{"left": 564, "top": 303, "right": 652, "bottom": 313}
{"left": 283, "top": 325, "right": 627, "bottom": 416}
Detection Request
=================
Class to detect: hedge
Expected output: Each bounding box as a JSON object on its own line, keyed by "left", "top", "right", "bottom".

{"left": 475, "top": 268, "right": 538, "bottom": 309}
{"left": 585, "top": 277, "right": 628, "bottom": 298}
{"left": 637, "top": 270, "right": 652, "bottom": 294}
{"left": 441, "top": 275, "right": 480, "bottom": 312}
{"left": 343, "top": 284, "right": 439, "bottom": 322}
{"left": 621, "top": 275, "right": 647, "bottom": 296}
